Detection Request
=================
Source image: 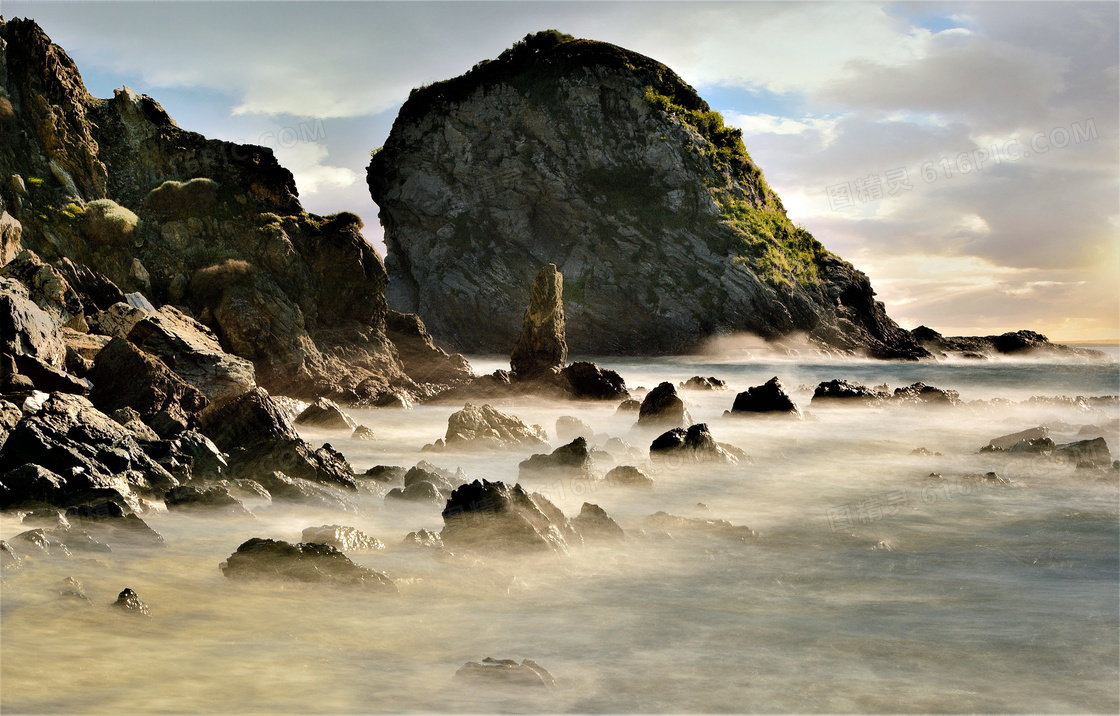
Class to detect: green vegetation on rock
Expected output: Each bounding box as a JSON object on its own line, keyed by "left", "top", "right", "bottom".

{"left": 718, "top": 199, "right": 832, "bottom": 286}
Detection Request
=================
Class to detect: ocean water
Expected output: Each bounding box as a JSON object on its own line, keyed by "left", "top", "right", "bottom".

{"left": 2, "top": 353, "right": 1118, "bottom": 713}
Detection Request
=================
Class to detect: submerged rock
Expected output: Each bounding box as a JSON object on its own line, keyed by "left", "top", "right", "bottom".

{"left": 730, "top": 377, "right": 800, "bottom": 416}
{"left": 352, "top": 425, "right": 375, "bottom": 441}
{"left": 363, "top": 465, "right": 407, "bottom": 483}
{"left": 294, "top": 398, "right": 357, "bottom": 431}
{"left": 1, "top": 540, "right": 22, "bottom": 572}
{"left": 985, "top": 426, "right": 1049, "bottom": 451}
{"left": 112, "top": 587, "right": 150, "bottom": 616}
{"left": 604, "top": 465, "right": 655, "bottom": 488}
{"left": 386, "top": 480, "right": 444, "bottom": 505}
{"left": 221, "top": 538, "right": 397, "bottom": 592}
{"left": 1055, "top": 438, "right": 1113, "bottom": 469}
{"left": 641, "top": 511, "right": 758, "bottom": 541}
{"left": 402, "top": 529, "right": 443, "bottom": 549}
{"left": 509, "top": 264, "right": 567, "bottom": 381}
{"left": 615, "top": 398, "right": 641, "bottom": 414}
{"left": 635, "top": 382, "right": 691, "bottom": 430}
{"left": 301, "top": 525, "right": 385, "bottom": 552}
{"left": 555, "top": 416, "right": 594, "bottom": 444}
{"left": 66, "top": 500, "right": 165, "bottom": 546}
{"left": 571, "top": 502, "right": 624, "bottom": 542}
{"left": 441, "top": 480, "right": 579, "bottom": 554}
{"left": 455, "top": 657, "right": 556, "bottom": 691}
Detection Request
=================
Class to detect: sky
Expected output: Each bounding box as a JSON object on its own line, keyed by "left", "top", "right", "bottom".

{"left": 6, "top": 1, "right": 1118, "bottom": 341}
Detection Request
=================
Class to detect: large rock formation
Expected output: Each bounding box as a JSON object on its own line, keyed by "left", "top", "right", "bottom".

{"left": 510, "top": 263, "right": 567, "bottom": 379}
{"left": 0, "top": 18, "right": 470, "bottom": 400}
{"left": 368, "top": 30, "right": 927, "bottom": 359}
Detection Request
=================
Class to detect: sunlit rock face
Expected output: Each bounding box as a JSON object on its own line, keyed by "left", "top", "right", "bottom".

{"left": 369, "top": 31, "right": 926, "bottom": 359}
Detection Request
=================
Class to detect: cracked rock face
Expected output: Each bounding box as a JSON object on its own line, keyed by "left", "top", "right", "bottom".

{"left": 369, "top": 31, "right": 926, "bottom": 359}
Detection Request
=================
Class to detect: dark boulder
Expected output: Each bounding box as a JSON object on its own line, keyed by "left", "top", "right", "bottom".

{"left": 985, "top": 426, "right": 1049, "bottom": 451}
{"left": 384, "top": 309, "right": 473, "bottom": 386}
{"left": 510, "top": 264, "right": 567, "bottom": 381}
{"left": 352, "top": 425, "right": 375, "bottom": 441}
{"left": 0, "top": 393, "right": 176, "bottom": 506}
{"left": 198, "top": 388, "right": 356, "bottom": 490}
{"left": 0, "top": 464, "right": 68, "bottom": 507}
{"left": 561, "top": 361, "right": 628, "bottom": 400}
{"left": 649, "top": 423, "right": 739, "bottom": 465}
{"left": 220, "top": 538, "right": 397, "bottom": 592}
{"left": 10, "top": 353, "right": 88, "bottom": 395}
{"left": 402, "top": 528, "right": 444, "bottom": 549}
{"left": 571, "top": 502, "right": 624, "bottom": 541}
{"left": 441, "top": 480, "right": 579, "bottom": 554}
{"left": 87, "top": 337, "right": 208, "bottom": 437}
{"left": 636, "top": 382, "right": 691, "bottom": 429}
{"left": 0, "top": 277, "right": 66, "bottom": 369}
{"left": 730, "top": 376, "right": 800, "bottom": 416}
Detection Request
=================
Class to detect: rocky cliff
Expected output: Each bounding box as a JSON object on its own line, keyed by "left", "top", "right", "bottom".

{"left": 368, "top": 30, "right": 927, "bottom": 359}
{"left": 0, "top": 18, "right": 470, "bottom": 400}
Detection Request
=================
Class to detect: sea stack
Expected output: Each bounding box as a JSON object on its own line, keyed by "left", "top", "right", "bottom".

{"left": 510, "top": 264, "right": 567, "bottom": 380}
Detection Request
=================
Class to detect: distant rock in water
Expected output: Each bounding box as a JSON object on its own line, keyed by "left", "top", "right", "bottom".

{"left": 811, "top": 379, "right": 889, "bottom": 404}
{"left": 368, "top": 30, "right": 927, "bottom": 359}
{"left": 680, "top": 376, "right": 728, "bottom": 391}
{"left": 510, "top": 264, "right": 567, "bottom": 380}
{"left": 891, "top": 382, "right": 960, "bottom": 406}
{"left": 910, "top": 326, "right": 1108, "bottom": 361}
{"left": 111, "top": 588, "right": 150, "bottom": 616}
{"left": 430, "top": 403, "right": 550, "bottom": 451}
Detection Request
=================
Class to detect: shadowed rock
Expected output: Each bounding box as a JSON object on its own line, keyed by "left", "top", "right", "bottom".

{"left": 730, "top": 377, "right": 800, "bottom": 416}
{"left": 649, "top": 423, "right": 740, "bottom": 465}
{"left": 441, "top": 480, "right": 579, "bottom": 554}
{"left": 604, "top": 465, "right": 655, "bottom": 488}
{"left": 435, "top": 403, "right": 549, "bottom": 451}
{"left": 510, "top": 264, "right": 567, "bottom": 380}
{"left": 1055, "top": 437, "right": 1112, "bottom": 469}
{"left": 636, "top": 382, "right": 691, "bottom": 429}
{"left": 164, "top": 484, "right": 251, "bottom": 516}
{"left": 680, "top": 376, "right": 727, "bottom": 391}
{"left": 892, "top": 382, "right": 960, "bottom": 406}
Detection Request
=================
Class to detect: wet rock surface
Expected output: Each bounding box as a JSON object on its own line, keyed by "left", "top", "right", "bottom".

{"left": 811, "top": 379, "right": 888, "bottom": 404}
{"left": 301, "top": 525, "right": 385, "bottom": 552}
{"left": 518, "top": 437, "right": 597, "bottom": 480}
{"left": 164, "top": 484, "right": 250, "bottom": 516}
{"left": 434, "top": 403, "right": 550, "bottom": 451}
{"left": 111, "top": 587, "right": 150, "bottom": 615}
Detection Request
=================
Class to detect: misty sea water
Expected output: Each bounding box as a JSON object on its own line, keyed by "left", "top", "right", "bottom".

{"left": 2, "top": 353, "right": 1117, "bottom": 713}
